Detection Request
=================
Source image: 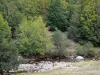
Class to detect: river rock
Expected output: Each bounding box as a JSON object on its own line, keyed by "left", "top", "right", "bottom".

{"left": 74, "top": 56, "right": 84, "bottom": 62}
{"left": 17, "top": 61, "right": 72, "bottom": 72}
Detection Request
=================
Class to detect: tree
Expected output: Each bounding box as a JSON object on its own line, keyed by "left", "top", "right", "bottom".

{"left": 0, "top": 13, "right": 18, "bottom": 75}
{"left": 0, "top": 0, "right": 18, "bottom": 19}
{"left": 16, "top": 0, "right": 43, "bottom": 20}
{"left": 46, "top": 0, "right": 68, "bottom": 31}
{"left": 7, "top": 11, "right": 24, "bottom": 38}
{"left": 68, "top": 0, "right": 97, "bottom": 44}
{"left": 52, "top": 29, "right": 67, "bottom": 58}
{"left": 79, "top": 0, "right": 97, "bottom": 41}
{"left": 93, "top": 0, "right": 100, "bottom": 45}
{"left": 0, "top": 0, "right": 24, "bottom": 39}
{"left": 17, "top": 16, "right": 52, "bottom": 56}
{"left": 67, "top": 0, "right": 84, "bottom": 42}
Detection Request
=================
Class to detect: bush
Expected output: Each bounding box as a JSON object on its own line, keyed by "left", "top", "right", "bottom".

{"left": 52, "top": 30, "right": 66, "bottom": 57}
{"left": 64, "top": 39, "right": 77, "bottom": 56}
{"left": 49, "top": 31, "right": 76, "bottom": 58}
{"left": 76, "top": 42, "right": 95, "bottom": 58}
{"left": 93, "top": 48, "right": 100, "bottom": 60}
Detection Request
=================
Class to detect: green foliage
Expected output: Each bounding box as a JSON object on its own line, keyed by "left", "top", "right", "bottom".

{"left": 0, "top": 13, "right": 18, "bottom": 72}
{"left": 48, "top": 33, "right": 76, "bottom": 57}
{"left": 67, "top": 0, "right": 84, "bottom": 42}
{"left": 80, "top": 0, "right": 97, "bottom": 41}
{"left": 93, "top": 0, "right": 100, "bottom": 45}
{"left": 46, "top": 0, "right": 68, "bottom": 31}
{"left": 0, "top": 0, "right": 18, "bottom": 19}
{"left": 0, "top": 40, "right": 19, "bottom": 72}
{"left": 68, "top": 0, "right": 99, "bottom": 45}
{"left": 7, "top": 11, "right": 24, "bottom": 28}
{"left": 0, "top": 0, "right": 100, "bottom": 60}
{"left": 94, "top": 48, "right": 100, "bottom": 59}
{"left": 52, "top": 29, "right": 67, "bottom": 57}
{"left": 7, "top": 11, "right": 24, "bottom": 38}
{"left": 17, "top": 16, "right": 52, "bottom": 55}
{"left": 0, "top": 13, "right": 11, "bottom": 41}
{"left": 16, "top": 0, "right": 43, "bottom": 19}
{"left": 76, "top": 42, "right": 95, "bottom": 58}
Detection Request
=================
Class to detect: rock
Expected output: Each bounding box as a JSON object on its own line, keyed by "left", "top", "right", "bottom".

{"left": 74, "top": 56, "right": 84, "bottom": 62}
{"left": 17, "top": 61, "right": 75, "bottom": 72}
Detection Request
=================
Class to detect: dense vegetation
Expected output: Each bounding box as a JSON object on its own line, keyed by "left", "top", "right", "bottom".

{"left": 0, "top": 0, "right": 100, "bottom": 74}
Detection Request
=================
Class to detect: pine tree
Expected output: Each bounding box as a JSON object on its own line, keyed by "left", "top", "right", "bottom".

{"left": 68, "top": 0, "right": 97, "bottom": 44}
{"left": 93, "top": 0, "right": 100, "bottom": 45}
{"left": 67, "top": 0, "right": 84, "bottom": 42}
{"left": 0, "top": 13, "right": 18, "bottom": 75}
{"left": 17, "top": 16, "right": 52, "bottom": 56}
{"left": 79, "top": 0, "right": 97, "bottom": 41}
{"left": 46, "top": 0, "right": 68, "bottom": 31}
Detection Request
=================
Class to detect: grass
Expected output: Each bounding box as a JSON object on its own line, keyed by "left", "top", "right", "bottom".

{"left": 17, "top": 60, "right": 100, "bottom": 75}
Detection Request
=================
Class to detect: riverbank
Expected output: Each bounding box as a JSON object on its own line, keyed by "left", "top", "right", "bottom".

{"left": 17, "top": 60, "right": 100, "bottom": 75}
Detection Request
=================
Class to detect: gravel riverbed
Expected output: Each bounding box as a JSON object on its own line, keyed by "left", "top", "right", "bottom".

{"left": 18, "top": 61, "right": 79, "bottom": 72}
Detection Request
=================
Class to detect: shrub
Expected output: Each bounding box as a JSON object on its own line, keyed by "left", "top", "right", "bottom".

{"left": 64, "top": 39, "right": 77, "bottom": 56}
{"left": 51, "top": 30, "right": 76, "bottom": 58}
{"left": 93, "top": 48, "right": 100, "bottom": 60}
{"left": 76, "top": 42, "right": 95, "bottom": 58}
{"left": 52, "top": 30, "right": 67, "bottom": 57}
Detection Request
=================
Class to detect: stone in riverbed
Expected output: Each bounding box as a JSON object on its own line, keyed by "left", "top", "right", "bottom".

{"left": 74, "top": 56, "right": 84, "bottom": 62}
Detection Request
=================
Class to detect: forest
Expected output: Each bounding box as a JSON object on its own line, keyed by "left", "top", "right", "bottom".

{"left": 0, "top": 0, "right": 100, "bottom": 74}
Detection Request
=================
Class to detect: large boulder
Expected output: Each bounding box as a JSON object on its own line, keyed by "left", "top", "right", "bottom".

{"left": 74, "top": 56, "right": 84, "bottom": 62}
